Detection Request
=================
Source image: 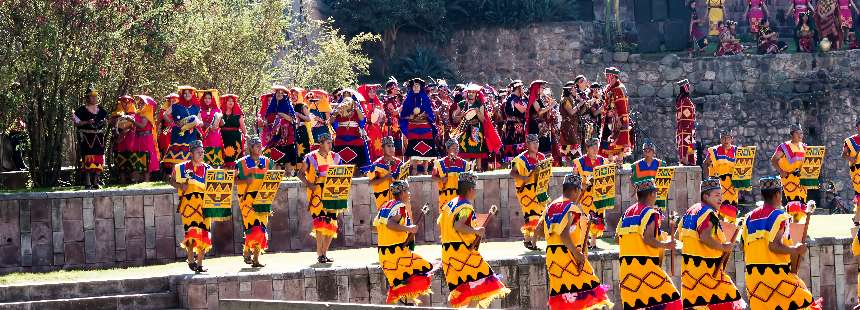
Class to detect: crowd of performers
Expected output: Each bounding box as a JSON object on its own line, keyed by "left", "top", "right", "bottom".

{"left": 71, "top": 69, "right": 860, "bottom": 309}
{"left": 690, "top": 0, "right": 860, "bottom": 56}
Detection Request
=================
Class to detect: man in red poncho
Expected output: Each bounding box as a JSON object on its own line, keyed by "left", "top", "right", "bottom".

{"left": 675, "top": 79, "right": 697, "bottom": 166}
{"left": 358, "top": 84, "right": 385, "bottom": 162}
{"left": 599, "top": 67, "right": 632, "bottom": 163}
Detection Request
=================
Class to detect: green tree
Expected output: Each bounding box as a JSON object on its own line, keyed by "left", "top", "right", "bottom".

{"left": 0, "top": 0, "right": 377, "bottom": 187}
{"left": 321, "top": 0, "right": 446, "bottom": 76}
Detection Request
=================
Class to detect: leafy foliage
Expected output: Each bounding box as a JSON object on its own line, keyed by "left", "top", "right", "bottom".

{"left": 0, "top": 0, "right": 377, "bottom": 187}
{"left": 392, "top": 47, "right": 455, "bottom": 81}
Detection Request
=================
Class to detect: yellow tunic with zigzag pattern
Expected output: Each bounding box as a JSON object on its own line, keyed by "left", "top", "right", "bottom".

{"left": 542, "top": 197, "right": 613, "bottom": 310}
{"left": 439, "top": 197, "right": 510, "bottom": 308}
{"left": 303, "top": 150, "right": 342, "bottom": 238}
{"left": 236, "top": 155, "right": 276, "bottom": 252}
{"left": 707, "top": 145, "right": 739, "bottom": 221}
{"left": 432, "top": 156, "right": 470, "bottom": 211}
{"left": 843, "top": 135, "right": 860, "bottom": 199}
{"left": 853, "top": 226, "right": 860, "bottom": 302}
{"left": 511, "top": 151, "right": 547, "bottom": 237}
{"left": 679, "top": 203, "right": 745, "bottom": 309}
{"left": 367, "top": 157, "right": 403, "bottom": 210}
{"left": 742, "top": 205, "right": 816, "bottom": 310}
{"left": 775, "top": 141, "right": 807, "bottom": 203}
{"left": 173, "top": 161, "right": 213, "bottom": 254}
{"left": 374, "top": 199, "right": 434, "bottom": 304}
{"left": 616, "top": 203, "right": 681, "bottom": 309}
{"left": 573, "top": 155, "right": 609, "bottom": 237}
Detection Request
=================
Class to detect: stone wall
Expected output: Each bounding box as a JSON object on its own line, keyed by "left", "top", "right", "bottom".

{"left": 175, "top": 237, "right": 858, "bottom": 310}
{"left": 0, "top": 167, "right": 701, "bottom": 273}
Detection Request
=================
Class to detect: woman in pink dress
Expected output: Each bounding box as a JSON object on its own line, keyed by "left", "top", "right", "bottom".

{"left": 746, "top": 0, "right": 769, "bottom": 34}
{"left": 199, "top": 90, "right": 225, "bottom": 167}
{"left": 112, "top": 95, "right": 137, "bottom": 184}
{"left": 839, "top": 0, "right": 859, "bottom": 47}
{"left": 133, "top": 95, "right": 160, "bottom": 182}
{"left": 787, "top": 0, "right": 810, "bottom": 24}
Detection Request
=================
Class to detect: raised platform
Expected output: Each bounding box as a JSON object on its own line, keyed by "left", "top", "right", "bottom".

{"left": 0, "top": 167, "right": 702, "bottom": 273}
{"left": 0, "top": 221, "right": 856, "bottom": 310}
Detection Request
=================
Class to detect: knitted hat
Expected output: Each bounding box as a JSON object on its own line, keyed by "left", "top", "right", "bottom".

{"left": 585, "top": 137, "right": 600, "bottom": 147}
{"left": 189, "top": 140, "right": 204, "bottom": 151}
{"left": 381, "top": 136, "right": 395, "bottom": 147}
{"left": 526, "top": 134, "right": 539, "bottom": 143}
{"left": 458, "top": 172, "right": 478, "bottom": 186}
{"left": 605, "top": 67, "right": 621, "bottom": 75}
{"left": 248, "top": 136, "right": 262, "bottom": 147}
{"left": 317, "top": 133, "right": 333, "bottom": 143}
{"left": 634, "top": 179, "right": 657, "bottom": 193}
{"left": 390, "top": 180, "right": 410, "bottom": 196}
{"left": 445, "top": 138, "right": 458, "bottom": 149}
{"left": 700, "top": 177, "right": 721, "bottom": 194}
{"left": 790, "top": 124, "right": 803, "bottom": 134}
{"left": 759, "top": 176, "right": 782, "bottom": 191}
{"left": 563, "top": 174, "right": 582, "bottom": 188}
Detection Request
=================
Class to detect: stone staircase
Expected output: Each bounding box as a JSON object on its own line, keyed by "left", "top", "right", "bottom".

{"left": 0, "top": 276, "right": 181, "bottom": 310}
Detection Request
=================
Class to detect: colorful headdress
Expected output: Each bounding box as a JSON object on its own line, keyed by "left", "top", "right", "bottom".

{"left": 676, "top": 79, "right": 690, "bottom": 86}
{"left": 385, "top": 77, "right": 399, "bottom": 90}
{"left": 700, "top": 177, "right": 721, "bottom": 193}
{"left": 189, "top": 140, "right": 204, "bottom": 150}
{"left": 759, "top": 176, "right": 782, "bottom": 191}
{"left": 458, "top": 171, "right": 478, "bottom": 186}
{"left": 381, "top": 136, "right": 395, "bottom": 147}
{"left": 219, "top": 94, "right": 241, "bottom": 115}
{"left": 390, "top": 180, "right": 410, "bottom": 196}
{"left": 508, "top": 79, "right": 524, "bottom": 89}
{"left": 589, "top": 82, "right": 602, "bottom": 89}
{"left": 165, "top": 93, "right": 179, "bottom": 100}
{"left": 317, "top": 133, "right": 333, "bottom": 142}
{"left": 526, "top": 134, "right": 539, "bottom": 143}
{"left": 248, "top": 136, "right": 262, "bottom": 147}
{"left": 790, "top": 124, "right": 803, "bottom": 134}
{"left": 464, "top": 83, "right": 482, "bottom": 93}
{"left": 585, "top": 137, "right": 600, "bottom": 147}
{"left": 407, "top": 78, "right": 426, "bottom": 88}
{"left": 562, "top": 80, "right": 577, "bottom": 89}
{"left": 445, "top": 138, "right": 458, "bottom": 149}
{"left": 85, "top": 83, "right": 98, "bottom": 98}
{"left": 634, "top": 179, "right": 657, "bottom": 193}
{"left": 563, "top": 174, "right": 582, "bottom": 187}
{"left": 604, "top": 67, "right": 621, "bottom": 75}
{"left": 642, "top": 140, "right": 655, "bottom": 150}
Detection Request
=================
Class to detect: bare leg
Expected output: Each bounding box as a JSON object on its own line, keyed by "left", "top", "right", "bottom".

{"left": 322, "top": 236, "right": 333, "bottom": 256}
{"left": 315, "top": 235, "right": 324, "bottom": 257}
{"left": 185, "top": 246, "right": 194, "bottom": 264}
{"left": 252, "top": 247, "right": 264, "bottom": 267}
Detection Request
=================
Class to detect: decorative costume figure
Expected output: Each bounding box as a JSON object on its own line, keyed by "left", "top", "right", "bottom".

{"left": 704, "top": 130, "right": 740, "bottom": 221}
{"left": 170, "top": 140, "right": 212, "bottom": 273}
{"left": 132, "top": 95, "right": 160, "bottom": 181}
{"left": 162, "top": 86, "right": 202, "bottom": 171}
{"left": 262, "top": 85, "right": 298, "bottom": 173}
{"left": 358, "top": 84, "right": 386, "bottom": 161}
{"left": 367, "top": 136, "right": 404, "bottom": 210}
{"left": 373, "top": 180, "right": 435, "bottom": 305}
{"left": 679, "top": 178, "right": 746, "bottom": 309}
{"left": 525, "top": 80, "right": 558, "bottom": 155}
{"left": 157, "top": 93, "right": 178, "bottom": 164}
{"left": 333, "top": 93, "right": 370, "bottom": 173}
{"left": 219, "top": 94, "right": 246, "bottom": 170}
{"left": 690, "top": 0, "right": 709, "bottom": 56}
{"left": 510, "top": 134, "right": 547, "bottom": 250}
{"left": 796, "top": 12, "right": 818, "bottom": 52}
{"left": 290, "top": 87, "right": 313, "bottom": 161}
{"left": 453, "top": 84, "right": 502, "bottom": 170}
{"left": 742, "top": 176, "right": 821, "bottom": 310}
{"left": 73, "top": 84, "right": 108, "bottom": 189}
{"left": 600, "top": 67, "right": 632, "bottom": 162}
{"left": 236, "top": 137, "right": 275, "bottom": 268}
{"left": 573, "top": 138, "right": 609, "bottom": 245}
{"left": 199, "top": 90, "right": 224, "bottom": 167}
{"left": 771, "top": 124, "right": 808, "bottom": 221}
{"left": 543, "top": 174, "right": 614, "bottom": 310}
{"left": 382, "top": 78, "right": 405, "bottom": 156}
{"left": 788, "top": 0, "right": 811, "bottom": 23}
{"left": 616, "top": 179, "right": 682, "bottom": 310}
{"left": 815, "top": 0, "right": 841, "bottom": 49}
{"left": 433, "top": 139, "right": 471, "bottom": 211}
{"left": 842, "top": 118, "right": 860, "bottom": 211}
{"left": 746, "top": 0, "right": 769, "bottom": 33}
{"left": 675, "top": 79, "right": 697, "bottom": 166}
{"left": 501, "top": 80, "right": 527, "bottom": 161}
{"left": 308, "top": 89, "right": 333, "bottom": 146}
{"left": 299, "top": 134, "right": 342, "bottom": 263}
{"left": 439, "top": 172, "right": 510, "bottom": 308}
{"left": 112, "top": 95, "right": 137, "bottom": 182}
{"left": 757, "top": 19, "right": 788, "bottom": 54}
{"left": 708, "top": 0, "right": 726, "bottom": 35}
{"left": 715, "top": 21, "right": 745, "bottom": 56}
{"left": 401, "top": 78, "right": 438, "bottom": 170}
{"left": 559, "top": 77, "right": 589, "bottom": 165}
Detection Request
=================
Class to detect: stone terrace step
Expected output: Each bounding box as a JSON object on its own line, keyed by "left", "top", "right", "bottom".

{"left": 0, "top": 276, "right": 171, "bottom": 303}
{"left": 0, "top": 292, "right": 180, "bottom": 310}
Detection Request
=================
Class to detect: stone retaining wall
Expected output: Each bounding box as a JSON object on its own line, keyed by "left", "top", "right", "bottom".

{"left": 0, "top": 167, "right": 701, "bottom": 273}
{"left": 175, "top": 237, "right": 858, "bottom": 310}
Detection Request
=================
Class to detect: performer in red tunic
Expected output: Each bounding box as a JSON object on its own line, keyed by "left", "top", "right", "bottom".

{"left": 382, "top": 78, "right": 404, "bottom": 156}
{"left": 675, "top": 79, "right": 697, "bottom": 166}
{"left": 333, "top": 94, "right": 371, "bottom": 173}
{"left": 358, "top": 84, "right": 385, "bottom": 162}
{"left": 600, "top": 67, "right": 632, "bottom": 163}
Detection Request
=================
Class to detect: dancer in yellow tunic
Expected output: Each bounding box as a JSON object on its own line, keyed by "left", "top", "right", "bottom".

{"left": 679, "top": 178, "right": 746, "bottom": 309}
{"left": 543, "top": 174, "right": 614, "bottom": 310}
{"left": 169, "top": 140, "right": 212, "bottom": 273}
{"left": 236, "top": 137, "right": 275, "bottom": 267}
{"left": 432, "top": 139, "right": 470, "bottom": 210}
{"left": 368, "top": 136, "right": 404, "bottom": 210}
{"left": 708, "top": 0, "right": 726, "bottom": 35}
{"left": 617, "top": 179, "right": 682, "bottom": 310}
{"left": 742, "top": 176, "right": 821, "bottom": 310}
{"left": 510, "top": 134, "right": 547, "bottom": 250}
{"left": 298, "top": 133, "right": 343, "bottom": 264}
{"left": 842, "top": 118, "right": 860, "bottom": 210}
{"left": 573, "top": 138, "right": 609, "bottom": 247}
{"left": 373, "top": 180, "right": 435, "bottom": 305}
{"left": 439, "top": 172, "right": 510, "bottom": 308}
{"left": 703, "top": 130, "right": 739, "bottom": 222}
{"left": 771, "top": 124, "right": 808, "bottom": 221}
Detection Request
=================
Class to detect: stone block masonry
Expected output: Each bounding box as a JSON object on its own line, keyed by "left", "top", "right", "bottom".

{"left": 0, "top": 167, "right": 700, "bottom": 273}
